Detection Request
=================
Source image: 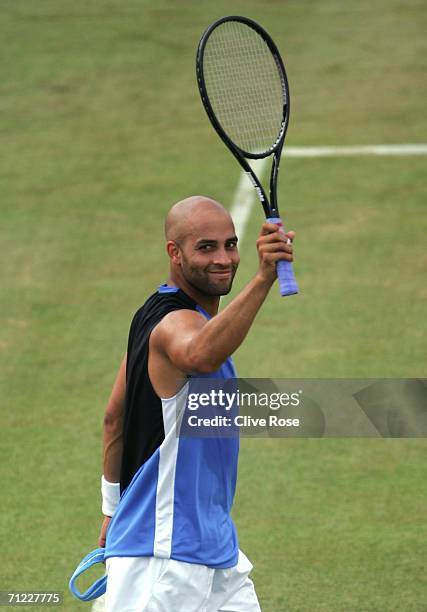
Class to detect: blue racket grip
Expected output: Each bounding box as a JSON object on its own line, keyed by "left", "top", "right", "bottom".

{"left": 267, "top": 217, "right": 299, "bottom": 297}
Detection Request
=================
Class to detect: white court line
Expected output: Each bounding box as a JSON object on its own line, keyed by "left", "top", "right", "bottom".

{"left": 92, "top": 142, "right": 426, "bottom": 612}
{"left": 230, "top": 144, "right": 427, "bottom": 239}
{"left": 286, "top": 144, "right": 427, "bottom": 157}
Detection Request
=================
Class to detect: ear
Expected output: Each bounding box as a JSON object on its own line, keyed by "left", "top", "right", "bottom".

{"left": 166, "top": 240, "right": 181, "bottom": 265}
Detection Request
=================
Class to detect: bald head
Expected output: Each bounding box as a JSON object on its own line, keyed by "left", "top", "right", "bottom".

{"left": 164, "top": 196, "right": 239, "bottom": 298}
{"left": 165, "top": 196, "right": 233, "bottom": 244}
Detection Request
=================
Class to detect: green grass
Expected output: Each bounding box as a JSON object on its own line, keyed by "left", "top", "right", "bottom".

{"left": 1, "top": 1, "right": 426, "bottom": 610}
{"left": 236, "top": 439, "right": 426, "bottom": 611}
{"left": 231, "top": 156, "right": 427, "bottom": 378}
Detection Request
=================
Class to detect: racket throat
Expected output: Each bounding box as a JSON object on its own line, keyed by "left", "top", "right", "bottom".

{"left": 245, "top": 171, "right": 271, "bottom": 217}
{"left": 269, "top": 154, "right": 281, "bottom": 217}
{"left": 246, "top": 172, "right": 265, "bottom": 201}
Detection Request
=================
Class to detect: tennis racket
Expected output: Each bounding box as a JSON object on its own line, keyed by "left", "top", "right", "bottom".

{"left": 196, "top": 15, "right": 298, "bottom": 297}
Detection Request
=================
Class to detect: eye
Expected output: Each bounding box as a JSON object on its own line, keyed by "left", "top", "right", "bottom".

{"left": 226, "top": 240, "right": 238, "bottom": 249}
{"left": 198, "top": 244, "right": 214, "bottom": 251}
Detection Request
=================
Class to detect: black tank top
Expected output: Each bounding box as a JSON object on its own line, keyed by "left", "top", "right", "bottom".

{"left": 120, "top": 286, "right": 197, "bottom": 492}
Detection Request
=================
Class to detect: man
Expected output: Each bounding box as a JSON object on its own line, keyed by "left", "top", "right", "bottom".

{"left": 99, "top": 195, "right": 295, "bottom": 611}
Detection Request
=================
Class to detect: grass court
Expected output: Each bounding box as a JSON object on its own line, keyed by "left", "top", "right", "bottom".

{"left": 1, "top": 1, "right": 426, "bottom": 610}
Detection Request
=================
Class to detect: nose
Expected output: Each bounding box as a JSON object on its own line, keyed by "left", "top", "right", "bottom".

{"left": 212, "top": 247, "right": 234, "bottom": 266}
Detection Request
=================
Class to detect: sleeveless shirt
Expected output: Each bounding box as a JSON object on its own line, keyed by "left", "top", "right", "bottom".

{"left": 104, "top": 285, "right": 239, "bottom": 568}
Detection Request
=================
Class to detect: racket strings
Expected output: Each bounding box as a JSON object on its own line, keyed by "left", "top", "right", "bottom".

{"left": 203, "top": 20, "right": 286, "bottom": 155}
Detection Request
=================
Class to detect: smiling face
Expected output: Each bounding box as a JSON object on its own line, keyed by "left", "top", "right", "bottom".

{"left": 166, "top": 197, "right": 240, "bottom": 297}
{"left": 179, "top": 216, "right": 239, "bottom": 296}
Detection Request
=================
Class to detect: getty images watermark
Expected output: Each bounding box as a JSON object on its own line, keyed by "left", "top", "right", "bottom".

{"left": 176, "top": 378, "right": 427, "bottom": 438}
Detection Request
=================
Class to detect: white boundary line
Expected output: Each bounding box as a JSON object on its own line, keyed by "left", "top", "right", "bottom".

{"left": 285, "top": 144, "right": 427, "bottom": 157}
{"left": 92, "top": 142, "right": 426, "bottom": 612}
{"left": 230, "top": 144, "right": 427, "bottom": 240}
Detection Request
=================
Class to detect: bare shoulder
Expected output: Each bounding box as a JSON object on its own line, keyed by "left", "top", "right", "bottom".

{"left": 149, "top": 308, "right": 208, "bottom": 397}
{"left": 150, "top": 308, "right": 207, "bottom": 351}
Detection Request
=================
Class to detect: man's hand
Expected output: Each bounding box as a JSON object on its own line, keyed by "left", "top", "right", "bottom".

{"left": 98, "top": 515, "right": 112, "bottom": 548}
{"left": 256, "top": 222, "right": 295, "bottom": 285}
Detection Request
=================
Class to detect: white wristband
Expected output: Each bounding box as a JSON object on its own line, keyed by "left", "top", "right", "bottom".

{"left": 101, "top": 475, "right": 121, "bottom": 517}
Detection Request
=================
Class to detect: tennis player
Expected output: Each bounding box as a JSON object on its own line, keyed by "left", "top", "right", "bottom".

{"left": 99, "top": 195, "right": 294, "bottom": 611}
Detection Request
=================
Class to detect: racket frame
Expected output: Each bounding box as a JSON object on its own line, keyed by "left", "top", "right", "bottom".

{"left": 196, "top": 15, "right": 298, "bottom": 296}
{"left": 196, "top": 15, "right": 290, "bottom": 218}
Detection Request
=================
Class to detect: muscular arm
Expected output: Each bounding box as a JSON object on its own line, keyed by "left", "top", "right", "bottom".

{"left": 98, "top": 354, "right": 126, "bottom": 546}
{"left": 103, "top": 353, "right": 127, "bottom": 482}
{"left": 151, "top": 223, "right": 295, "bottom": 374}
{"left": 154, "top": 275, "right": 273, "bottom": 373}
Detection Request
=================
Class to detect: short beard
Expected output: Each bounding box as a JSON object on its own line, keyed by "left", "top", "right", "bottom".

{"left": 181, "top": 262, "right": 237, "bottom": 297}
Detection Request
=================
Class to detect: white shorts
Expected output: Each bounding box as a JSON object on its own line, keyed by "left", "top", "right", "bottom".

{"left": 105, "top": 550, "right": 261, "bottom": 612}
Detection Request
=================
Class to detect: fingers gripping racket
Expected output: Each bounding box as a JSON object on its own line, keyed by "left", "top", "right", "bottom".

{"left": 196, "top": 16, "right": 298, "bottom": 296}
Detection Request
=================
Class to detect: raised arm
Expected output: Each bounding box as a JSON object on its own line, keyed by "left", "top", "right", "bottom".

{"left": 151, "top": 223, "right": 295, "bottom": 375}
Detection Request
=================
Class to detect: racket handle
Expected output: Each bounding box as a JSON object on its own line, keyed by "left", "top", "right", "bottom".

{"left": 267, "top": 217, "right": 299, "bottom": 297}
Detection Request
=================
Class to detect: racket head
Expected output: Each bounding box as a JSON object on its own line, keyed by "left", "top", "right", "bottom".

{"left": 196, "top": 15, "right": 290, "bottom": 160}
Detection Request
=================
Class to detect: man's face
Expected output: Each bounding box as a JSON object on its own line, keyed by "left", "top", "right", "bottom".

{"left": 177, "top": 213, "right": 240, "bottom": 296}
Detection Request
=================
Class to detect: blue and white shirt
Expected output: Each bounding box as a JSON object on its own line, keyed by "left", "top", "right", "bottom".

{"left": 105, "top": 285, "right": 239, "bottom": 569}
